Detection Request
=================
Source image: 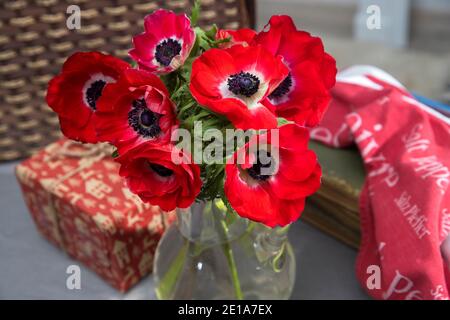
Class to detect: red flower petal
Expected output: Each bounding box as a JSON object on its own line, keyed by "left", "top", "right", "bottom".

{"left": 117, "top": 143, "right": 202, "bottom": 211}
{"left": 278, "top": 150, "right": 318, "bottom": 181}
{"left": 46, "top": 51, "right": 129, "bottom": 143}
{"left": 265, "top": 15, "right": 297, "bottom": 32}
{"left": 210, "top": 99, "right": 277, "bottom": 130}
{"left": 224, "top": 163, "right": 280, "bottom": 222}
{"left": 130, "top": 9, "right": 195, "bottom": 74}
{"left": 278, "top": 122, "right": 310, "bottom": 150}
{"left": 253, "top": 15, "right": 337, "bottom": 127}
{"left": 216, "top": 28, "right": 257, "bottom": 48}
{"left": 224, "top": 124, "right": 321, "bottom": 227}
{"left": 95, "top": 69, "right": 178, "bottom": 154}
{"left": 130, "top": 33, "right": 158, "bottom": 62}
{"left": 58, "top": 116, "right": 97, "bottom": 144}
{"left": 191, "top": 48, "right": 237, "bottom": 82}
{"left": 190, "top": 45, "right": 288, "bottom": 130}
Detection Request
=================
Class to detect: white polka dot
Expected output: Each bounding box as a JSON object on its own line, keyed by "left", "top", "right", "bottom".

{"left": 374, "top": 124, "right": 383, "bottom": 131}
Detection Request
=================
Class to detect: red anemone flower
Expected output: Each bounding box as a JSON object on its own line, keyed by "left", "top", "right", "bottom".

{"left": 95, "top": 69, "right": 178, "bottom": 154}
{"left": 190, "top": 45, "right": 289, "bottom": 130}
{"left": 129, "top": 9, "right": 195, "bottom": 74}
{"left": 216, "top": 28, "right": 256, "bottom": 48}
{"left": 116, "top": 143, "right": 202, "bottom": 211}
{"left": 253, "top": 15, "right": 337, "bottom": 127}
{"left": 46, "top": 52, "right": 129, "bottom": 143}
{"left": 224, "top": 124, "right": 322, "bottom": 227}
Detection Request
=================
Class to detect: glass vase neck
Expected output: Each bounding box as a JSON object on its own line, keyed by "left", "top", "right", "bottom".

{"left": 176, "top": 200, "right": 248, "bottom": 245}
{"left": 176, "top": 200, "right": 291, "bottom": 251}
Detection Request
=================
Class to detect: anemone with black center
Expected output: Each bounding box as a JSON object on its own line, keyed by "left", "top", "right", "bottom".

{"left": 85, "top": 80, "right": 107, "bottom": 110}
{"left": 268, "top": 73, "right": 292, "bottom": 101}
{"left": 227, "top": 71, "right": 260, "bottom": 97}
{"left": 155, "top": 39, "right": 182, "bottom": 67}
{"left": 149, "top": 163, "right": 174, "bottom": 177}
{"left": 128, "top": 98, "right": 162, "bottom": 138}
{"left": 247, "top": 150, "right": 274, "bottom": 181}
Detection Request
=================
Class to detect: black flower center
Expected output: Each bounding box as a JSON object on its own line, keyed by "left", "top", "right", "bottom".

{"left": 149, "top": 163, "right": 174, "bottom": 177}
{"left": 155, "top": 39, "right": 182, "bottom": 67}
{"left": 268, "top": 73, "right": 292, "bottom": 100}
{"left": 227, "top": 71, "right": 260, "bottom": 97}
{"left": 247, "top": 151, "right": 274, "bottom": 181}
{"left": 128, "top": 98, "right": 162, "bottom": 138}
{"left": 85, "top": 80, "right": 106, "bottom": 110}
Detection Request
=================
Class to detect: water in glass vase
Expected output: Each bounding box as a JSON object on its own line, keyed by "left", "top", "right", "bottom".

{"left": 153, "top": 200, "right": 296, "bottom": 300}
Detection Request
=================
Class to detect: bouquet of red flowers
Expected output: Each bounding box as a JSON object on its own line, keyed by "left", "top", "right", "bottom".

{"left": 46, "top": 2, "right": 336, "bottom": 228}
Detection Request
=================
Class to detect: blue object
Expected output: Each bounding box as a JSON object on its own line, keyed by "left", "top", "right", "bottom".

{"left": 412, "top": 92, "right": 450, "bottom": 117}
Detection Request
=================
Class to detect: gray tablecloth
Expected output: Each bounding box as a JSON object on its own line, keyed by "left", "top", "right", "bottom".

{"left": 0, "top": 161, "right": 368, "bottom": 299}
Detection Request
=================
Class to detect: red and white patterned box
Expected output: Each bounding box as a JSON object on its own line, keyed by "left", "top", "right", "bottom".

{"left": 15, "top": 138, "right": 175, "bottom": 292}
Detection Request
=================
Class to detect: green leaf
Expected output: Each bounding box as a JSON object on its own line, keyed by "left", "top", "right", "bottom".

{"left": 112, "top": 149, "right": 119, "bottom": 158}
{"left": 171, "top": 82, "right": 187, "bottom": 100}
{"left": 190, "top": 0, "right": 201, "bottom": 26}
{"left": 277, "top": 117, "right": 292, "bottom": 127}
{"left": 204, "top": 24, "right": 218, "bottom": 40}
{"left": 195, "top": 27, "right": 211, "bottom": 52}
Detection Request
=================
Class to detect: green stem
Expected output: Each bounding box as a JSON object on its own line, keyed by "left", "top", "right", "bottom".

{"left": 219, "top": 219, "right": 244, "bottom": 300}
{"left": 211, "top": 200, "right": 244, "bottom": 300}
{"left": 155, "top": 241, "right": 189, "bottom": 299}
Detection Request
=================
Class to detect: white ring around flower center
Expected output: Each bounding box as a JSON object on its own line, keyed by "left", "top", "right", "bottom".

{"left": 82, "top": 73, "right": 115, "bottom": 108}
{"left": 268, "top": 76, "right": 296, "bottom": 106}
{"left": 219, "top": 70, "right": 268, "bottom": 110}
{"left": 152, "top": 37, "right": 184, "bottom": 68}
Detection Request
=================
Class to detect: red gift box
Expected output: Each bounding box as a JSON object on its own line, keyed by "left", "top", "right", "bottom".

{"left": 15, "top": 138, "right": 175, "bottom": 292}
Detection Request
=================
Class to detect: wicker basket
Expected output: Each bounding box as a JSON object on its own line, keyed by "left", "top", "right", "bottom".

{"left": 0, "top": 0, "right": 254, "bottom": 162}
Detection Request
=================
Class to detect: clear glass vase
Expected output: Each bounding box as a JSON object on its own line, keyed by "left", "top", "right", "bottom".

{"left": 153, "top": 200, "right": 296, "bottom": 299}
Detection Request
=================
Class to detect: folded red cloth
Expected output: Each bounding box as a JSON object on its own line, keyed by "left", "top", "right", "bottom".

{"left": 311, "top": 66, "right": 450, "bottom": 300}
